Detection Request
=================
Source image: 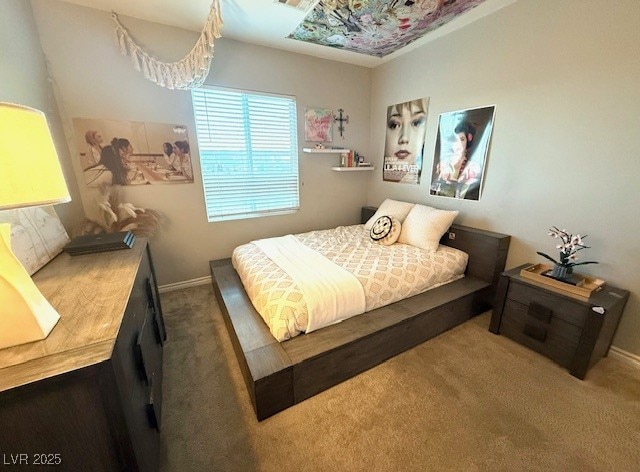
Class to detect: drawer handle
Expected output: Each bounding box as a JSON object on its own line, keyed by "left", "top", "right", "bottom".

{"left": 146, "top": 278, "right": 167, "bottom": 344}
{"left": 528, "top": 302, "right": 552, "bottom": 323}
{"left": 523, "top": 323, "right": 547, "bottom": 342}
{"left": 134, "top": 316, "right": 149, "bottom": 383}
{"left": 146, "top": 375, "right": 160, "bottom": 431}
{"left": 135, "top": 310, "right": 156, "bottom": 384}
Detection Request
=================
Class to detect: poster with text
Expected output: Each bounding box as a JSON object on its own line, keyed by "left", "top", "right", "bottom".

{"left": 73, "top": 118, "right": 194, "bottom": 187}
{"left": 383, "top": 97, "right": 429, "bottom": 185}
{"left": 430, "top": 105, "right": 496, "bottom": 200}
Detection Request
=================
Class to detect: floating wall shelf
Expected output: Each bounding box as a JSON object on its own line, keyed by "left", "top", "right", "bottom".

{"left": 302, "top": 148, "right": 350, "bottom": 154}
{"left": 331, "top": 167, "right": 375, "bottom": 172}
{"left": 302, "top": 148, "right": 371, "bottom": 172}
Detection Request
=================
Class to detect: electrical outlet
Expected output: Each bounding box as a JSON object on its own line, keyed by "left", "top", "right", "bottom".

{"left": 448, "top": 232, "right": 456, "bottom": 240}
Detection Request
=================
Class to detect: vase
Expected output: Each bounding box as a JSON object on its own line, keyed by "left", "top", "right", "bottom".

{"left": 550, "top": 264, "right": 569, "bottom": 280}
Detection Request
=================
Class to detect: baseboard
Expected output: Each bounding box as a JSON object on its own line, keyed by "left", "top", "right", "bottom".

{"left": 609, "top": 346, "right": 640, "bottom": 370}
{"left": 158, "top": 276, "right": 212, "bottom": 294}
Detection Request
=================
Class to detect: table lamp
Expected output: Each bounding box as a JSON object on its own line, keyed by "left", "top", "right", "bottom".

{"left": 0, "top": 102, "right": 71, "bottom": 349}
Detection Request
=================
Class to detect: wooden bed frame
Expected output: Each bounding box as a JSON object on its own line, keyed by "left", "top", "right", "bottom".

{"left": 210, "top": 207, "right": 510, "bottom": 420}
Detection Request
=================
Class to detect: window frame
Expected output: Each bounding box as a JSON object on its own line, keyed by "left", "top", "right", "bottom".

{"left": 191, "top": 85, "right": 300, "bottom": 222}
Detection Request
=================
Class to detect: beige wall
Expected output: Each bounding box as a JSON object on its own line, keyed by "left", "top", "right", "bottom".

{"left": 23, "top": 0, "right": 639, "bottom": 355}
{"left": 0, "top": 0, "right": 84, "bottom": 229}
{"left": 30, "top": 0, "right": 372, "bottom": 286}
{"left": 368, "top": 0, "right": 640, "bottom": 354}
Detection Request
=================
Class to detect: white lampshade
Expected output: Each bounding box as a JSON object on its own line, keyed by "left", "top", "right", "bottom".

{"left": 0, "top": 102, "right": 70, "bottom": 210}
{"left": 0, "top": 102, "right": 70, "bottom": 349}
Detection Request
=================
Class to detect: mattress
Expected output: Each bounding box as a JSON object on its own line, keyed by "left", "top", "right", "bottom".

{"left": 232, "top": 224, "right": 468, "bottom": 341}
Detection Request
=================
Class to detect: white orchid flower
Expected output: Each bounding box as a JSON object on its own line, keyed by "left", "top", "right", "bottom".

{"left": 118, "top": 202, "right": 146, "bottom": 220}
{"left": 543, "top": 226, "right": 597, "bottom": 269}
{"left": 98, "top": 201, "right": 118, "bottom": 226}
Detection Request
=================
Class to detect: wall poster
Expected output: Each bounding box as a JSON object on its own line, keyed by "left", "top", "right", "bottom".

{"left": 429, "top": 105, "right": 496, "bottom": 200}
{"left": 304, "top": 108, "right": 333, "bottom": 142}
{"left": 383, "top": 97, "right": 429, "bottom": 185}
{"left": 73, "top": 118, "right": 194, "bottom": 187}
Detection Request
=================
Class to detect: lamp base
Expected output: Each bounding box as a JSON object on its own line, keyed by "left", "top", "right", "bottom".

{"left": 0, "top": 223, "right": 60, "bottom": 349}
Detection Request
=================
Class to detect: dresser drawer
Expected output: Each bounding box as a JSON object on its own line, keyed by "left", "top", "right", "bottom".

{"left": 500, "top": 299, "right": 582, "bottom": 368}
{"left": 507, "top": 281, "right": 588, "bottom": 328}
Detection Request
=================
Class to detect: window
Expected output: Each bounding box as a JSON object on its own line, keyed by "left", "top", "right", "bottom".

{"left": 191, "top": 86, "right": 300, "bottom": 222}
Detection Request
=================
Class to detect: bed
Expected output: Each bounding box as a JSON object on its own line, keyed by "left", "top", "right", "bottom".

{"left": 211, "top": 206, "right": 510, "bottom": 420}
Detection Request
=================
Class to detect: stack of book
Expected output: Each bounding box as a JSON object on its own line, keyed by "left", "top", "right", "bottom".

{"left": 337, "top": 151, "right": 372, "bottom": 168}
{"left": 339, "top": 151, "right": 353, "bottom": 167}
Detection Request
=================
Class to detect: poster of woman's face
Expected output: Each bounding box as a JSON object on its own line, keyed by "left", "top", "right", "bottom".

{"left": 429, "top": 105, "right": 496, "bottom": 201}
{"left": 383, "top": 97, "right": 429, "bottom": 185}
{"left": 73, "top": 118, "right": 194, "bottom": 187}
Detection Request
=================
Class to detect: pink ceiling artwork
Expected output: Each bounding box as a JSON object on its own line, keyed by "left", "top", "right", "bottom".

{"left": 288, "top": 0, "right": 486, "bottom": 57}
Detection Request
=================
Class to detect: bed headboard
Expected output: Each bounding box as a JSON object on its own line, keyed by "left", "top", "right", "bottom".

{"left": 360, "top": 206, "right": 510, "bottom": 291}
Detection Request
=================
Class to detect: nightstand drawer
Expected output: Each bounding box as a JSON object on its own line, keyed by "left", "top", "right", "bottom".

{"left": 500, "top": 299, "right": 582, "bottom": 368}
{"left": 490, "top": 264, "right": 629, "bottom": 379}
{"left": 507, "top": 281, "right": 587, "bottom": 328}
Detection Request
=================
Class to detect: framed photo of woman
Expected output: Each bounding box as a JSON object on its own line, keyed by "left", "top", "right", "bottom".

{"left": 382, "top": 97, "right": 429, "bottom": 185}
{"left": 429, "top": 105, "right": 496, "bottom": 200}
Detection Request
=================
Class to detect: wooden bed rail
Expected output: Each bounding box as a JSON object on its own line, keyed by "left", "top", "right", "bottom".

{"left": 211, "top": 209, "right": 510, "bottom": 420}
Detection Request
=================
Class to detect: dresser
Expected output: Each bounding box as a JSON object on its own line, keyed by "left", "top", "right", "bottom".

{"left": 490, "top": 264, "right": 629, "bottom": 379}
{"left": 0, "top": 239, "right": 166, "bottom": 471}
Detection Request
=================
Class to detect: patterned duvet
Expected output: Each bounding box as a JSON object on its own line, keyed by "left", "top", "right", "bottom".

{"left": 232, "top": 224, "right": 468, "bottom": 341}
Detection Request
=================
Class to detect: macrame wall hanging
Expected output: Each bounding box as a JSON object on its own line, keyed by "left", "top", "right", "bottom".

{"left": 111, "top": 0, "right": 223, "bottom": 90}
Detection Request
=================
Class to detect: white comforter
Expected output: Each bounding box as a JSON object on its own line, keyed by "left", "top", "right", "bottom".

{"left": 233, "top": 225, "right": 468, "bottom": 341}
{"left": 253, "top": 235, "right": 365, "bottom": 334}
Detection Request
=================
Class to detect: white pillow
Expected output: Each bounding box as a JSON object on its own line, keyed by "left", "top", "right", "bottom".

{"left": 364, "top": 199, "right": 415, "bottom": 230}
{"left": 398, "top": 204, "right": 459, "bottom": 252}
{"left": 369, "top": 216, "right": 402, "bottom": 246}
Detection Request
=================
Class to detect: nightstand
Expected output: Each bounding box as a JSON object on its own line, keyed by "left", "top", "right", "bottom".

{"left": 489, "top": 264, "right": 629, "bottom": 379}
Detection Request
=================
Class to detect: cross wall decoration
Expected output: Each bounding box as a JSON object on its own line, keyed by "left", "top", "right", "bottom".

{"left": 333, "top": 108, "right": 349, "bottom": 138}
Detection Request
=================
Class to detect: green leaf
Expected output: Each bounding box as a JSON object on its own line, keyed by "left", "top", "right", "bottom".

{"left": 536, "top": 251, "right": 558, "bottom": 264}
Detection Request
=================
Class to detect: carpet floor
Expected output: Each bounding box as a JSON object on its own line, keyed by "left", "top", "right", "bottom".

{"left": 159, "top": 285, "right": 640, "bottom": 472}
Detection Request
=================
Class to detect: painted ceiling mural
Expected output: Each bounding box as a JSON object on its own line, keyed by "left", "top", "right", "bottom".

{"left": 288, "top": 0, "right": 486, "bottom": 57}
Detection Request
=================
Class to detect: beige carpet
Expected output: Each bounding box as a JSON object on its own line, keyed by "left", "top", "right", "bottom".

{"left": 159, "top": 285, "right": 640, "bottom": 472}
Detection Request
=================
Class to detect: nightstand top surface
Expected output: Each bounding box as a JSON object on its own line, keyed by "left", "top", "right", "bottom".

{"left": 504, "top": 264, "right": 629, "bottom": 307}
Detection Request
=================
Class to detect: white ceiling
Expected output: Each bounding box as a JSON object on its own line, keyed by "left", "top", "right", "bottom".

{"left": 60, "top": 0, "right": 517, "bottom": 68}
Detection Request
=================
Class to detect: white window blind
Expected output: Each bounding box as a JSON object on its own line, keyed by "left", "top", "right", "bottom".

{"left": 191, "top": 86, "right": 300, "bottom": 222}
